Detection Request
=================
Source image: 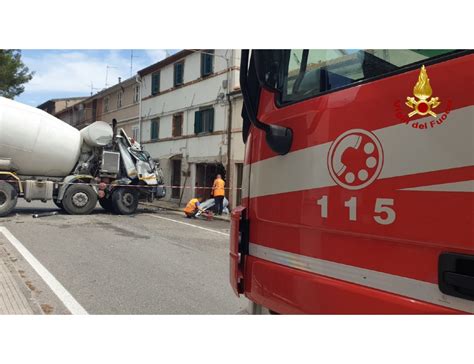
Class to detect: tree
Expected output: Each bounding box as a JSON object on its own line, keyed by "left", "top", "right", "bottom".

{"left": 0, "top": 50, "right": 34, "bottom": 99}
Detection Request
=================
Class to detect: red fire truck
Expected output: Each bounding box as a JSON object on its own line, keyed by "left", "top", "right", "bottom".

{"left": 230, "top": 49, "right": 474, "bottom": 314}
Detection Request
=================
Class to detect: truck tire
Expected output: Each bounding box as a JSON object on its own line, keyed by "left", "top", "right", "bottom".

{"left": 111, "top": 188, "right": 139, "bottom": 215}
{"left": 62, "top": 184, "right": 98, "bottom": 215}
{"left": 99, "top": 197, "right": 114, "bottom": 212}
{"left": 0, "top": 181, "right": 18, "bottom": 217}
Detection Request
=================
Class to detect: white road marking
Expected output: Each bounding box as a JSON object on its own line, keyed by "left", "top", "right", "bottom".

{"left": 144, "top": 214, "right": 230, "bottom": 237}
{"left": 0, "top": 226, "right": 88, "bottom": 315}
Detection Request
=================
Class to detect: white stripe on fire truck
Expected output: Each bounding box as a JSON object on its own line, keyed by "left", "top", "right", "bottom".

{"left": 400, "top": 180, "right": 474, "bottom": 192}
{"left": 245, "top": 105, "right": 474, "bottom": 199}
{"left": 249, "top": 243, "right": 474, "bottom": 313}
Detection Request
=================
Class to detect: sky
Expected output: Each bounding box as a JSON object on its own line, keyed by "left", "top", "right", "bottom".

{"left": 16, "top": 50, "right": 179, "bottom": 106}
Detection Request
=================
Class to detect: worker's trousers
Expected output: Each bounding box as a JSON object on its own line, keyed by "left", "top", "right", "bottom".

{"left": 214, "top": 196, "right": 224, "bottom": 215}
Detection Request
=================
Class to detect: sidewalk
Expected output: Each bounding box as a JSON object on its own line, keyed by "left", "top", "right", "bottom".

{"left": 0, "top": 249, "right": 36, "bottom": 314}
{"left": 140, "top": 199, "right": 231, "bottom": 222}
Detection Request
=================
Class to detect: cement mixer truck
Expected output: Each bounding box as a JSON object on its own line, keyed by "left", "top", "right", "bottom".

{"left": 0, "top": 96, "right": 166, "bottom": 216}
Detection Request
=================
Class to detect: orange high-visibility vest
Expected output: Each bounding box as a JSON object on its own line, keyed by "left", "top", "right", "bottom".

{"left": 184, "top": 198, "right": 199, "bottom": 214}
{"left": 213, "top": 178, "right": 225, "bottom": 197}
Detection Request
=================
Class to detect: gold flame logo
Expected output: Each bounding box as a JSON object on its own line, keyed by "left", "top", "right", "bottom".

{"left": 406, "top": 65, "right": 440, "bottom": 118}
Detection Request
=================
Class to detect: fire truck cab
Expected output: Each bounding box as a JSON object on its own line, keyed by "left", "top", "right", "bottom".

{"left": 231, "top": 49, "right": 474, "bottom": 314}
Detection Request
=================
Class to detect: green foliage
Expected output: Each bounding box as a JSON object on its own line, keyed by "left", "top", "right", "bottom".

{"left": 0, "top": 50, "right": 34, "bottom": 98}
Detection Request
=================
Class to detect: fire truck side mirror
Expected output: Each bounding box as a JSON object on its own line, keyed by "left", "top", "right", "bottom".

{"left": 265, "top": 124, "right": 293, "bottom": 156}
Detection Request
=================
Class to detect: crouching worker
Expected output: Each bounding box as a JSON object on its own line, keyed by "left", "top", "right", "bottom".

{"left": 184, "top": 197, "right": 203, "bottom": 218}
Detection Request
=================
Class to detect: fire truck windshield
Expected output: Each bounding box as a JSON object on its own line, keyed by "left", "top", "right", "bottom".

{"left": 277, "top": 49, "right": 458, "bottom": 104}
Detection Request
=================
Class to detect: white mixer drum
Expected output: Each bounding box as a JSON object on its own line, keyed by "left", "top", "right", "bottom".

{"left": 0, "top": 97, "right": 82, "bottom": 177}
{"left": 81, "top": 121, "right": 113, "bottom": 147}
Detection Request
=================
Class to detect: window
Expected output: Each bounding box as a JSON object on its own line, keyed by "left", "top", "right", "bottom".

{"left": 151, "top": 72, "right": 160, "bottom": 95}
{"left": 280, "top": 49, "right": 457, "bottom": 104}
{"left": 117, "top": 90, "right": 123, "bottom": 108}
{"left": 150, "top": 118, "right": 159, "bottom": 140}
{"left": 172, "top": 113, "right": 183, "bottom": 137}
{"left": 201, "top": 50, "right": 214, "bottom": 77}
{"left": 132, "top": 126, "right": 139, "bottom": 141}
{"left": 174, "top": 61, "right": 184, "bottom": 87}
{"left": 194, "top": 107, "right": 214, "bottom": 134}
{"left": 133, "top": 85, "right": 140, "bottom": 103}
{"left": 104, "top": 97, "right": 109, "bottom": 112}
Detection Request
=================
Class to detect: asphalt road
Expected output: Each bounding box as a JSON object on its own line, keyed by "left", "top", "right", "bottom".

{"left": 0, "top": 200, "right": 247, "bottom": 314}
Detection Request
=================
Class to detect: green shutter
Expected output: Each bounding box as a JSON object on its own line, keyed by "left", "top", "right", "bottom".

{"left": 174, "top": 63, "right": 183, "bottom": 86}
{"left": 208, "top": 108, "right": 214, "bottom": 132}
{"left": 152, "top": 72, "right": 160, "bottom": 95}
{"left": 201, "top": 52, "right": 213, "bottom": 76}
{"left": 200, "top": 53, "right": 205, "bottom": 76}
{"left": 151, "top": 120, "right": 159, "bottom": 140}
{"left": 206, "top": 54, "right": 213, "bottom": 75}
{"left": 194, "top": 111, "right": 202, "bottom": 134}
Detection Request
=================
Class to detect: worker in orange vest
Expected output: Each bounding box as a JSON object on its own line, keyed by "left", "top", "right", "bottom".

{"left": 212, "top": 174, "right": 225, "bottom": 215}
{"left": 184, "top": 197, "right": 203, "bottom": 218}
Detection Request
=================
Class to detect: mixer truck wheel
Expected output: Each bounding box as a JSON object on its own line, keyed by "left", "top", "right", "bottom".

{"left": 111, "top": 188, "right": 139, "bottom": 215}
{"left": 62, "top": 184, "right": 98, "bottom": 215}
{"left": 0, "top": 181, "right": 18, "bottom": 217}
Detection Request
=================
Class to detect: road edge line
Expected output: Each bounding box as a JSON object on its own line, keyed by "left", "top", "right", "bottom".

{"left": 144, "top": 214, "right": 230, "bottom": 237}
{"left": 0, "top": 226, "right": 88, "bottom": 315}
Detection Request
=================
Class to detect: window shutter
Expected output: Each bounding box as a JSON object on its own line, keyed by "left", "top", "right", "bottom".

{"left": 201, "top": 53, "right": 205, "bottom": 76}
{"left": 208, "top": 108, "right": 214, "bottom": 132}
{"left": 175, "top": 63, "right": 183, "bottom": 86}
{"left": 194, "top": 111, "right": 202, "bottom": 134}
{"left": 152, "top": 73, "right": 160, "bottom": 95}
{"left": 206, "top": 54, "right": 212, "bottom": 74}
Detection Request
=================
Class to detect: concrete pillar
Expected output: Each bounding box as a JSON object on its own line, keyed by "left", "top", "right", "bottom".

{"left": 190, "top": 163, "right": 196, "bottom": 199}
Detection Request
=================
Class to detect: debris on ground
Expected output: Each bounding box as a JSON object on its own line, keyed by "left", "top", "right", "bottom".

{"left": 32, "top": 211, "right": 59, "bottom": 218}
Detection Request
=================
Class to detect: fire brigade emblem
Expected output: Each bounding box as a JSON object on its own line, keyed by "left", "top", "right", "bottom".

{"left": 405, "top": 65, "right": 440, "bottom": 118}
{"left": 328, "top": 129, "right": 383, "bottom": 190}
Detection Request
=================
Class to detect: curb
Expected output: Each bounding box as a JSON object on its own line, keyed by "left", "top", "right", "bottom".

{"left": 139, "top": 202, "right": 231, "bottom": 222}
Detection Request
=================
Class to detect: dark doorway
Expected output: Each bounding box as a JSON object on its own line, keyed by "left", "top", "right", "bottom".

{"left": 195, "top": 163, "right": 225, "bottom": 199}
{"left": 171, "top": 159, "right": 182, "bottom": 199}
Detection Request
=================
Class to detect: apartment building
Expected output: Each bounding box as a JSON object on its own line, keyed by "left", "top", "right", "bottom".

{"left": 137, "top": 49, "right": 244, "bottom": 208}
{"left": 53, "top": 76, "right": 139, "bottom": 133}
{"left": 37, "top": 96, "right": 86, "bottom": 118}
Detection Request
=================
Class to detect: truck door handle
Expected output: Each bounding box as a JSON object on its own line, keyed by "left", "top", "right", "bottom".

{"left": 439, "top": 253, "right": 474, "bottom": 301}
{"left": 444, "top": 272, "right": 474, "bottom": 290}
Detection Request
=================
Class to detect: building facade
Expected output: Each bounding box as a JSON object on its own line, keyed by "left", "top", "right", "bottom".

{"left": 94, "top": 77, "right": 140, "bottom": 137}
{"left": 137, "top": 49, "right": 244, "bottom": 208}
{"left": 37, "top": 97, "right": 86, "bottom": 117}
{"left": 53, "top": 77, "right": 140, "bottom": 134}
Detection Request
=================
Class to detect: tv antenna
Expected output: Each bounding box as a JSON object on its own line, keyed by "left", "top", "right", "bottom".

{"left": 130, "top": 50, "right": 139, "bottom": 77}
{"left": 105, "top": 65, "right": 118, "bottom": 88}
